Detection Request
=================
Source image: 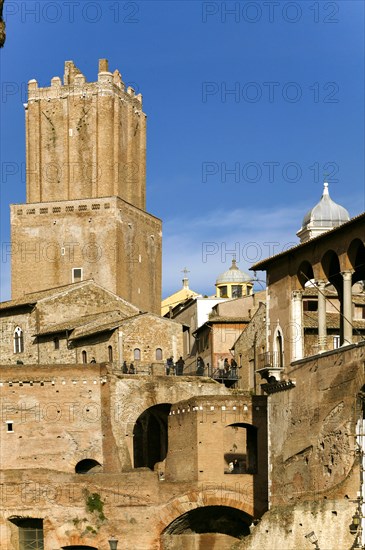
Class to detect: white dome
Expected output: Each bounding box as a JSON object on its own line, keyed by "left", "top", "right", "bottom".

{"left": 216, "top": 259, "right": 251, "bottom": 284}
{"left": 297, "top": 183, "right": 350, "bottom": 243}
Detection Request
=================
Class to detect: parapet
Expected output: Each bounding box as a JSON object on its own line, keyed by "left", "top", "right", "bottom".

{"left": 26, "top": 59, "right": 142, "bottom": 107}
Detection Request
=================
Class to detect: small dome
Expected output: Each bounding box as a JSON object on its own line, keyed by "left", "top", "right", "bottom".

{"left": 297, "top": 183, "right": 350, "bottom": 243}
{"left": 216, "top": 259, "right": 251, "bottom": 284}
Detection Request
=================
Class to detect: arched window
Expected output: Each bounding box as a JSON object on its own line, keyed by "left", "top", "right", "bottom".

{"left": 14, "top": 327, "right": 24, "bottom": 354}
{"left": 155, "top": 348, "right": 163, "bottom": 361}
{"left": 82, "top": 350, "right": 87, "bottom": 364}
{"left": 134, "top": 348, "right": 141, "bottom": 361}
{"left": 108, "top": 345, "right": 113, "bottom": 362}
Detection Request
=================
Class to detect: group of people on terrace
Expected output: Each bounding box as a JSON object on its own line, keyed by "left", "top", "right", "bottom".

{"left": 217, "top": 357, "right": 238, "bottom": 378}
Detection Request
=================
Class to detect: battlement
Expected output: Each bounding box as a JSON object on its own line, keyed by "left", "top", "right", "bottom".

{"left": 27, "top": 59, "right": 143, "bottom": 106}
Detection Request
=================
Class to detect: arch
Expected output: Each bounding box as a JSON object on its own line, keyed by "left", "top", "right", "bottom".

{"left": 297, "top": 260, "right": 314, "bottom": 289}
{"left": 133, "top": 403, "right": 171, "bottom": 469}
{"left": 108, "top": 345, "right": 113, "bottom": 362}
{"left": 348, "top": 239, "right": 365, "bottom": 284}
{"left": 134, "top": 348, "right": 141, "bottom": 361}
{"left": 321, "top": 249, "right": 342, "bottom": 293}
{"left": 13, "top": 326, "right": 24, "bottom": 354}
{"left": 155, "top": 347, "right": 163, "bottom": 361}
{"left": 155, "top": 489, "right": 256, "bottom": 548}
{"left": 224, "top": 423, "right": 258, "bottom": 474}
{"left": 162, "top": 505, "right": 251, "bottom": 539}
{"left": 75, "top": 459, "right": 102, "bottom": 474}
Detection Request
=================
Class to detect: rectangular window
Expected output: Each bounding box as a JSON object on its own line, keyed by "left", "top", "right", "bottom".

{"left": 72, "top": 268, "right": 83, "bottom": 283}
{"left": 19, "top": 526, "right": 44, "bottom": 550}
{"left": 303, "top": 300, "right": 318, "bottom": 311}
{"left": 10, "top": 519, "right": 44, "bottom": 550}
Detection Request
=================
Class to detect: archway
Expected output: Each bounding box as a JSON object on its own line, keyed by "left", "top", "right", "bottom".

{"left": 161, "top": 505, "right": 252, "bottom": 548}
{"left": 223, "top": 423, "right": 258, "bottom": 474}
{"left": 133, "top": 403, "right": 171, "bottom": 469}
{"left": 75, "top": 459, "right": 102, "bottom": 474}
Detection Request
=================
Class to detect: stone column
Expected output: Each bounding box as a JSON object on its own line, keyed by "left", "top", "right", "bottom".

{"left": 317, "top": 280, "right": 327, "bottom": 352}
{"left": 291, "top": 290, "right": 303, "bottom": 361}
{"left": 342, "top": 270, "right": 353, "bottom": 345}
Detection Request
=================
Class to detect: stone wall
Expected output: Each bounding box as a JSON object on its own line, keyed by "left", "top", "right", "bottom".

{"left": 268, "top": 343, "right": 364, "bottom": 506}
{"left": 0, "top": 363, "right": 266, "bottom": 549}
{"left": 233, "top": 500, "right": 357, "bottom": 550}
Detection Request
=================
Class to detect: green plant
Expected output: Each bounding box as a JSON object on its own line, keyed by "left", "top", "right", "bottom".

{"left": 84, "top": 490, "right": 106, "bottom": 522}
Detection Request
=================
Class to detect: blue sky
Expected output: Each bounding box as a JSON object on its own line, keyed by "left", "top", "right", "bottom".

{"left": 0, "top": 0, "right": 364, "bottom": 301}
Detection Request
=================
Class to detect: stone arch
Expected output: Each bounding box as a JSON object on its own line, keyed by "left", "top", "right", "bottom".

{"left": 156, "top": 491, "right": 254, "bottom": 547}
{"left": 75, "top": 458, "right": 102, "bottom": 474}
{"left": 348, "top": 238, "right": 365, "bottom": 284}
{"left": 297, "top": 260, "right": 314, "bottom": 289}
{"left": 133, "top": 403, "right": 171, "bottom": 469}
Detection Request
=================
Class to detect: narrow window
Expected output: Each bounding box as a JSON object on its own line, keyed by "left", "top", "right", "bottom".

{"left": 156, "top": 348, "right": 163, "bottom": 361}
{"left": 219, "top": 286, "right": 228, "bottom": 298}
{"left": 108, "top": 345, "right": 113, "bottom": 362}
{"left": 54, "top": 337, "right": 60, "bottom": 350}
{"left": 82, "top": 350, "right": 87, "bottom": 364}
{"left": 134, "top": 348, "right": 141, "bottom": 361}
{"left": 232, "top": 285, "right": 242, "bottom": 298}
{"left": 72, "top": 268, "right": 83, "bottom": 283}
{"left": 14, "top": 326, "right": 24, "bottom": 354}
{"left": 333, "top": 335, "right": 340, "bottom": 349}
{"left": 6, "top": 421, "right": 13, "bottom": 433}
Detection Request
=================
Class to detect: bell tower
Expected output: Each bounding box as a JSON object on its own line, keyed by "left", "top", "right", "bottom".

{"left": 11, "top": 60, "right": 161, "bottom": 314}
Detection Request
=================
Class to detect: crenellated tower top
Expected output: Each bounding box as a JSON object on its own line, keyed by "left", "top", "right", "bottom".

{"left": 25, "top": 59, "right": 146, "bottom": 210}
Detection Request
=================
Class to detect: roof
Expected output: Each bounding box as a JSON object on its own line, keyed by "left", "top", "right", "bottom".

{"left": 161, "top": 287, "right": 200, "bottom": 316}
{"left": 303, "top": 312, "right": 365, "bottom": 330}
{"left": 36, "top": 310, "right": 126, "bottom": 337}
{"left": 208, "top": 316, "right": 250, "bottom": 323}
{"left": 0, "top": 280, "right": 91, "bottom": 311}
{"left": 251, "top": 211, "right": 365, "bottom": 272}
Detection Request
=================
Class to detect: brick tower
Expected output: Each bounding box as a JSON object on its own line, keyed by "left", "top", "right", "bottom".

{"left": 11, "top": 59, "right": 161, "bottom": 313}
